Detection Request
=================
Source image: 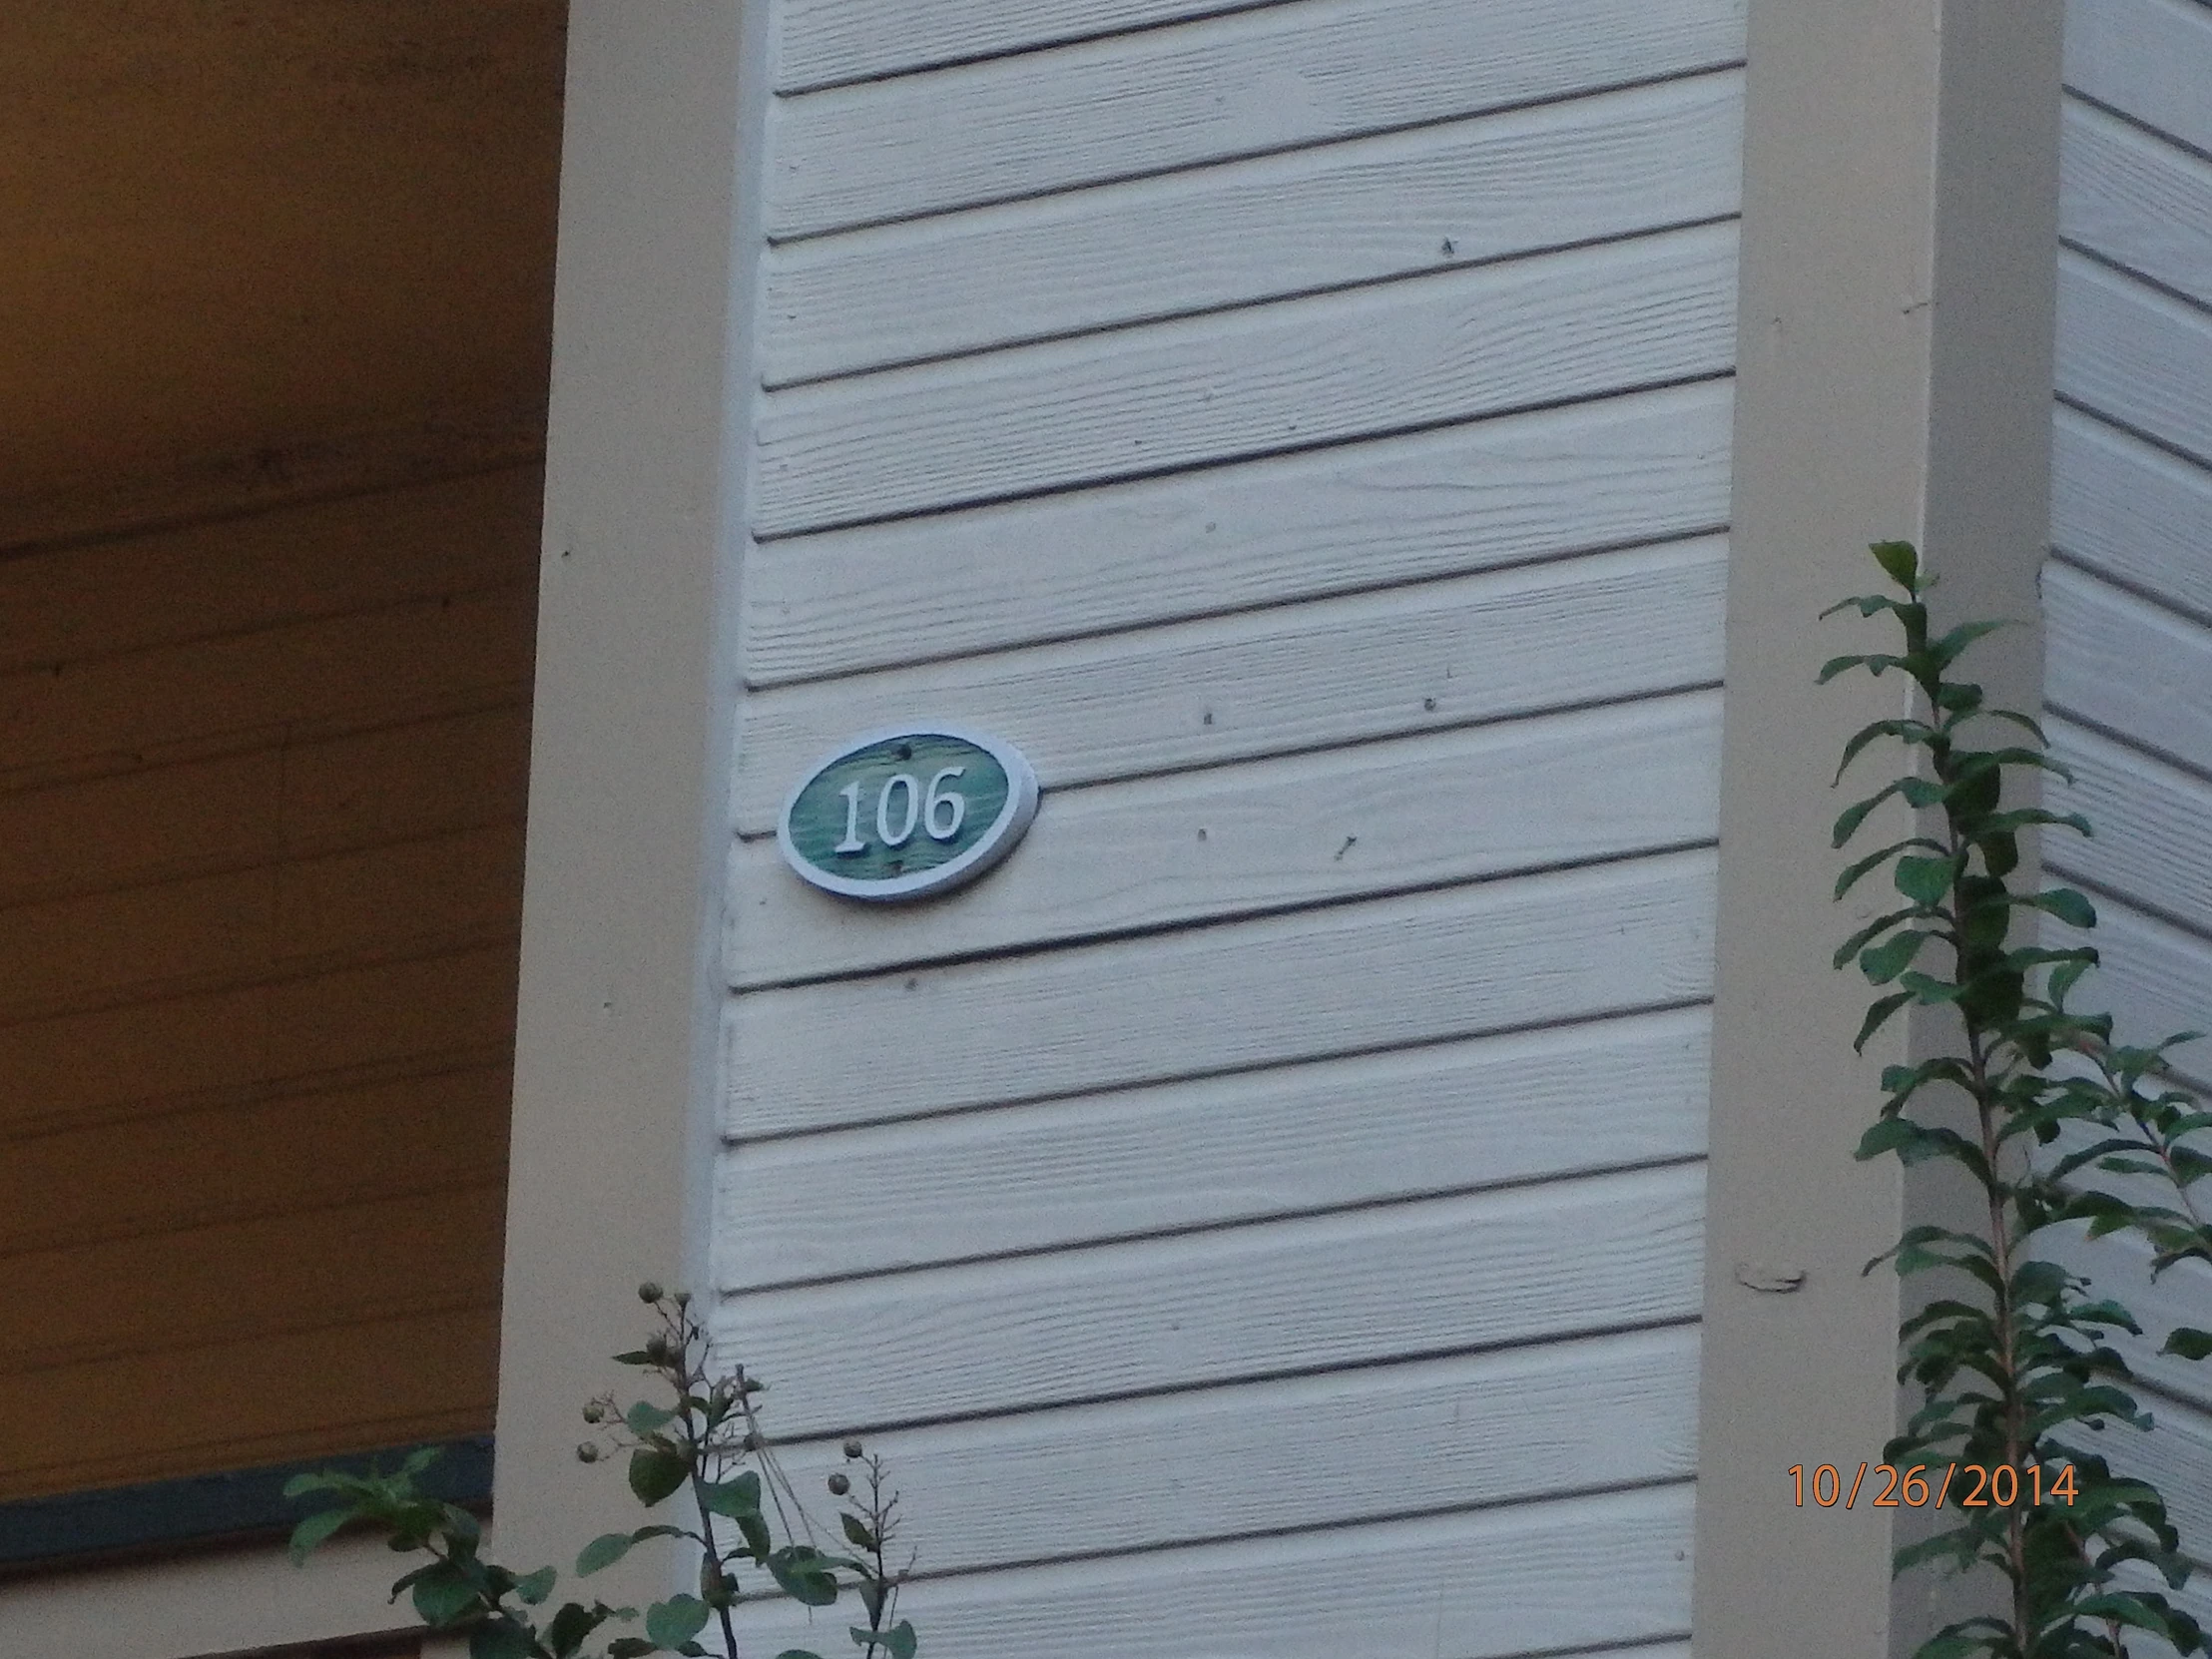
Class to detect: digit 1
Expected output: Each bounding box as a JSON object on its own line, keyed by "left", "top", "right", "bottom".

{"left": 835, "top": 782, "right": 867, "bottom": 853}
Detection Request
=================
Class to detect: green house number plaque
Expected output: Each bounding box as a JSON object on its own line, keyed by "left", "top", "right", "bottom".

{"left": 777, "top": 727, "right": 1039, "bottom": 902}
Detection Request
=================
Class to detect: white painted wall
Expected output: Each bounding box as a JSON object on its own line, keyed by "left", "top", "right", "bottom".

{"left": 2041, "top": 0, "right": 2212, "bottom": 1629}
{"left": 714, "top": 1, "right": 1744, "bottom": 1651}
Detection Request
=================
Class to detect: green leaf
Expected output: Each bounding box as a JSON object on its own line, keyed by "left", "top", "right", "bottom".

{"left": 1833, "top": 906, "right": 1921, "bottom": 971}
{"left": 1834, "top": 837, "right": 1946, "bottom": 900}
{"left": 470, "top": 1620, "right": 538, "bottom": 1659}
{"left": 771, "top": 1545, "right": 842, "bottom": 1608}
{"left": 1854, "top": 991, "right": 1914, "bottom": 1053}
{"left": 579, "top": 1532, "right": 638, "bottom": 1576}
{"left": 839, "top": 1512, "right": 876, "bottom": 1551}
{"left": 736, "top": 1509, "right": 773, "bottom": 1563}
{"left": 1833, "top": 781, "right": 1908, "bottom": 847}
{"left": 1834, "top": 719, "right": 1936, "bottom": 782}
{"left": 2026, "top": 886, "right": 2096, "bottom": 928}
{"left": 1928, "top": 617, "right": 2007, "bottom": 669}
{"left": 626, "top": 1399, "right": 680, "bottom": 1435}
{"left": 547, "top": 1602, "right": 613, "bottom": 1659}
{"left": 776, "top": 1651, "right": 830, "bottom": 1659}
{"left": 286, "top": 1504, "right": 355, "bottom": 1564}
{"left": 1892, "top": 855, "right": 1953, "bottom": 906}
{"left": 850, "top": 1623, "right": 917, "bottom": 1659}
{"left": 629, "top": 1446, "right": 691, "bottom": 1507}
{"left": 2162, "top": 1328, "right": 2212, "bottom": 1362}
{"left": 1860, "top": 929, "right": 1931, "bottom": 985}
{"left": 516, "top": 1565, "right": 558, "bottom": 1606}
{"left": 1871, "top": 540, "right": 1920, "bottom": 590}
{"left": 609, "top": 1640, "right": 658, "bottom": 1659}
{"left": 411, "top": 1563, "right": 483, "bottom": 1628}
{"left": 647, "top": 1595, "right": 712, "bottom": 1648}
{"left": 699, "top": 1471, "right": 763, "bottom": 1520}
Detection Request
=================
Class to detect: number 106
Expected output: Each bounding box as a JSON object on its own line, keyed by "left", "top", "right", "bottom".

{"left": 834, "top": 768, "right": 967, "bottom": 854}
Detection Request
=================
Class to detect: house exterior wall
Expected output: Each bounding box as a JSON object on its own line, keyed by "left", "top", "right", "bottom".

{"left": 0, "top": 467, "right": 536, "bottom": 1505}
{"left": 712, "top": 2, "right": 1745, "bottom": 1653}
{"left": 2040, "top": 0, "right": 2212, "bottom": 1627}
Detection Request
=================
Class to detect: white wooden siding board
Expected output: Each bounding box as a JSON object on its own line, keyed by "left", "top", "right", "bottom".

{"left": 2105, "top": 1392, "right": 2212, "bottom": 1565}
{"left": 752, "top": 1328, "right": 1697, "bottom": 1574}
{"left": 732, "top": 1486, "right": 1694, "bottom": 1659}
{"left": 725, "top": 848, "right": 1717, "bottom": 1138}
{"left": 2061, "top": 98, "right": 2212, "bottom": 311}
{"left": 729, "top": 693, "right": 1720, "bottom": 988}
{"left": 2065, "top": 0, "right": 2212, "bottom": 158}
{"left": 742, "top": 380, "right": 1733, "bottom": 686}
{"left": 712, "top": 1162, "right": 1703, "bottom": 1430}
{"left": 2056, "top": 252, "right": 2212, "bottom": 469}
{"left": 2108, "top": 1567, "right": 2212, "bottom": 1659}
{"left": 2052, "top": 408, "right": 2212, "bottom": 624}
{"left": 2037, "top": 1223, "right": 2212, "bottom": 1414}
{"left": 734, "top": 538, "right": 1725, "bottom": 834}
{"left": 2046, "top": 720, "right": 2212, "bottom": 938}
{"left": 2046, "top": 563, "right": 2212, "bottom": 775}
{"left": 776, "top": 0, "right": 1289, "bottom": 92}
{"left": 765, "top": 0, "right": 1747, "bottom": 237}
{"left": 718, "top": 1007, "right": 1709, "bottom": 1285}
{"left": 2046, "top": 900, "right": 2212, "bottom": 1090}
{"left": 762, "top": 74, "right": 1745, "bottom": 384}
{"left": 755, "top": 224, "right": 1738, "bottom": 536}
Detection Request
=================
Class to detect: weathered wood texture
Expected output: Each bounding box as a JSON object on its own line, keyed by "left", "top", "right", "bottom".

{"left": 727, "top": 850, "right": 1717, "bottom": 1138}
{"left": 766, "top": 0, "right": 1746, "bottom": 236}
{"left": 749, "top": 1326, "right": 1699, "bottom": 1568}
{"left": 6, "top": 1306, "right": 500, "bottom": 1504}
{"left": 775, "top": 0, "right": 1281, "bottom": 92}
{"left": 720, "top": 1006, "right": 1710, "bottom": 1285}
{"left": 733, "top": 537, "right": 1725, "bottom": 829}
{"left": 763, "top": 72, "right": 1744, "bottom": 384}
{"left": 734, "top": 1486, "right": 1694, "bottom": 1659}
{"left": 756, "top": 223, "right": 1737, "bottom": 535}
{"left": 2040, "top": 6, "right": 2212, "bottom": 1573}
{"left": 731, "top": 693, "right": 1720, "bottom": 986}
{"left": 741, "top": 380, "right": 1731, "bottom": 687}
{"left": 714, "top": 6, "right": 1740, "bottom": 1638}
{"left": 0, "top": 477, "right": 533, "bottom": 1500}
{"left": 2056, "top": 253, "right": 2212, "bottom": 467}
{"left": 2065, "top": 0, "right": 2212, "bottom": 159}
{"left": 719, "top": 1162, "right": 1703, "bottom": 1431}
{"left": 2061, "top": 100, "right": 2212, "bottom": 313}
{"left": 2047, "top": 721, "right": 2212, "bottom": 934}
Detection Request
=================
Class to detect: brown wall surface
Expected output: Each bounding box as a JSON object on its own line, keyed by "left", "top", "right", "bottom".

{"left": 0, "top": 468, "right": 540, "bottom": 1500}
{"left": 0, "top": 0, "right": 563, "bottom": 1510}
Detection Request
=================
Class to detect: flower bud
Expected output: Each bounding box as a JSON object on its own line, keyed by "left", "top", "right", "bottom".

{"left": 576, "top": 1442, "right": 601, "bottom": 1463}
{"left": 638, "top": 1281, "right": 665, "bottom": 1304}
{"left": 581, "top": 1400, "right": 606, "bottom": 1424}
{"left": 827, "top": 1472, "right": 850, "bottom": 1496}
{"left": 842, "top": 1438, "right": 864, "bottom": 1460}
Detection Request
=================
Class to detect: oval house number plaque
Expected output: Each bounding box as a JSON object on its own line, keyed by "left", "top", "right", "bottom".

{"left": 778, "top": 727, "right": 1039, "bottom": 902}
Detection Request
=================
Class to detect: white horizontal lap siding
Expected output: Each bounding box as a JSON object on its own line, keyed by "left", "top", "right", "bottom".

{"left": 2044, "top": 0, "right": 2212, "bottom": 1582}
{"left": 718, "top": 0, "right": 1741, "bottom": 1648}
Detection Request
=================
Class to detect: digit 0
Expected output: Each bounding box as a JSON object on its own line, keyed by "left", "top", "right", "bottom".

{"left": 876, "top": 773, "right": 921, "bottom": 847}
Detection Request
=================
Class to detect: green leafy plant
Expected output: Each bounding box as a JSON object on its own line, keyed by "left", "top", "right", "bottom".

{"left": 287, "top": 1284, "right": 917, "bottom": 1659}
{"left": 1827, "top": 540, "right": 2212, "bottom": 1659}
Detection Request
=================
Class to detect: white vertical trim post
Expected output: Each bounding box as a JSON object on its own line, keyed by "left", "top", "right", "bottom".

{"left": 494, "top": 0, "right": 752, "bottom": 1596}
{"left": 1695, "top": 2, "right": 2062, "bottom": 1654}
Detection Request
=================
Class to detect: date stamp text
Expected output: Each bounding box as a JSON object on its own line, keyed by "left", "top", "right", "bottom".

{"left": 1789, "top": 1462, "right": 2080, "bottom": 1509}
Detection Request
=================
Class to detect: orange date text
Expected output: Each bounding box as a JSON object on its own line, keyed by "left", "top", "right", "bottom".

{"left": 1788, "top": 1462, "right": 2078, "bottom": 1509}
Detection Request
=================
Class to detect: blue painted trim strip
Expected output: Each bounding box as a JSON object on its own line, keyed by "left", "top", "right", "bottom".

{"left": 0, "top": 1434, "right": 493, "bottom": 1569}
